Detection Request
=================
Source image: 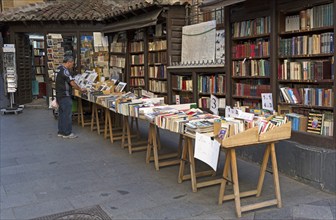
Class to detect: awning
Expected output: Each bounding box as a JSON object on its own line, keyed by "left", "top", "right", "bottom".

{"left": 102, "top": 9, "right": 163, "bottom": 34}
{"left": 200, "top": 0, "right": 246, "bottom": 11}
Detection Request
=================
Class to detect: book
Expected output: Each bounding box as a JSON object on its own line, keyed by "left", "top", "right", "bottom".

{"left": 307, "top": 112, "right": 324, "bottom": 135}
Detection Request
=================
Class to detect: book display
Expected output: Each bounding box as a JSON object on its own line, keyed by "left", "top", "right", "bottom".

{"left": 277, "top": 0, "right": 334, "bottom": 142}
{"left": 231, "top": 15, "right": 272, "bottom": 109}
{"left": 1, "top": 44, "right": 23, "bottom": 114}
{"left": 93, "top": 32, "right": 109, "bottom": 82}
{"left": 80, "top": 34, "right": 94, "bottom": 73}
{"left": 46, "top": 33, "right": 65, "bottom": 81}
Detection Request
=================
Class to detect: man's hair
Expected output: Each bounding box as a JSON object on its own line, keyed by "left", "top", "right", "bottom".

{"left": 63, "top": 56, "right": 74, "bottom": 63}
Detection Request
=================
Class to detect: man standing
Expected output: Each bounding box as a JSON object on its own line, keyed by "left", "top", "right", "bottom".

{"left": 55, "top": 56, "right": 85, "bottom": 138}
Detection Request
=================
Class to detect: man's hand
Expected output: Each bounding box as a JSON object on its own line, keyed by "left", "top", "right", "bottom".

{"left": 81, "top": 88, "right": 87, "bottom": 93}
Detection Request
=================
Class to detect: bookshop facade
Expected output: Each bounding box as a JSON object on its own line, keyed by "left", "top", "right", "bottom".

{"left": 0, "top": 0, "right": 335, "bottom": 193}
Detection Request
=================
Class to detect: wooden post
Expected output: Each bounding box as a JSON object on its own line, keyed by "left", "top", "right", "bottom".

{"left": 256, "top": 144, "right": 271, "bottom": 197}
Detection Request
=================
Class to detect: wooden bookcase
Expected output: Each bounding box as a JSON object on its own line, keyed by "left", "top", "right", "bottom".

{"left": 228, "top": 0, "right": 272, "bottom": 109}
{"left": 147, "top": 23, "right": 168, "bottom": 102}
{"left": 276, "top": 0, "right": 335, "bottom": 148}
{"left": 167, "top": 65, "right": 226, "bottom": 111}
{"left": 104, "top": 6, "right": 185, "bottom": 97}
{"left": 108, "top": 32, "right": 127, "bottom": 82}
{"left": 32, "top": 39, "right": 45, "bottom": 83}
{"left": 128, "top": 28, "right": 146, "bottom": 94}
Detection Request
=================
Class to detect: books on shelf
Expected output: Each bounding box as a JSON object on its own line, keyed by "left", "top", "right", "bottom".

{"left": 149, "top": 80, "right": 167, "bottom": 93}
{"left": 131, "top": 54, "right": 144, "bottom": 65}
{"left": 198, "top": 97, "right": 226, "bottom": 109}
{"left": 286, "top": 113, "right": 308, "bottom": 132}
{"left": 279, "top": 33, "right": 334, "bottom": 56}
{"left": 279, "top": 86, "right": 334, "bottom": 107}
{"left": 285, "top": 3, "right": 334, "bottom": 31}
{"left": 148, "top": 65, "right": 167, "bottom": 79}
{"left": 130, "top": 78, "right": 145, "bottom": 87}
{"left": 110, "top": 55, "right": 125, "bottom": 68}
{"left": 198, "top": 74, "right": 225, "bottom": 94}
{"left": 235, "top": 82, "right": 271, "bottom": 97}
{"left": 233, "top": 59, "right": 270, "bottom": 77}
{"left": 232, "top": 16, "right": 271, "bottom": 37}
{"left": 33, "top": 40, "right": 44, "bottom": 49}
{"left": 110, "top": 42, "right": 126, "bottom": 53}
{"left": 130, "top": 41, "right": 144, "bottom": 52}
{"left": 232, "top": 39, "right": 270, "bottom": 58}
{"left": 278, "top": 59, "right": 332, "bottom": 80}
{"left": 172, "top": 75, "right": 193, "bottom": 91}
{"left": 130, "top": 66, "right": 144, "bottom": 77}
{"left": 148, "top": 40, "right": 167, "bottom": 51}
{"left": 148, "top": 51, "right": 167, "bottom": 64}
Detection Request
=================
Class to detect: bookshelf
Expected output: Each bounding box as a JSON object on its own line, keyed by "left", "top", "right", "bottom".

{"left": 227, "top": 1, "right": 272, "bottom": 109}
{"left": 109, "top": 31, "right": 127, "bottom": 82}
{"left": 167, "top": 66, "right": 226, "bottom": 111}
{"left": 32, "top": 39, "right": 45, "bottom": 83}
{"left": 276, "top": 0, "right": 335, "bottom": 147}
{"left": 128, "top": 28, "right": 146, "bottom": 93}
{"left": 147, "top": 23, "right": 168, "bottom": 101}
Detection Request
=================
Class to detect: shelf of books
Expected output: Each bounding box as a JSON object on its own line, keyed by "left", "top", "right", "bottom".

{"left": 32, "top": 39, "right": 45, "bottom": 83}
{"left": 231, "top": 15, "right": 272, "bottom": 109}
{"left": 109, "top": 31, "right": 127, "bottom": 82}
{"left": 148, "top": 23, "right": 168, "bottom": 102}
{"left": 197, "top": 72, "right": 226, "bottom": 111}
{"left": 128, "top": 29, "right": 146, "bottom": 93}
{"left": 277, "top": 0, "right": 335, "bottom": 147}
{"left": 170, "top": 72, "right": 194, "bottom": 104}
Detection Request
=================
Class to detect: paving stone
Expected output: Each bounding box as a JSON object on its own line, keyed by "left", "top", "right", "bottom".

{"left": 254, "top": 206, "right": 293, "bottom": 220}
{"left": 293, "top": 204, "right": 333, "bottom": 220}
{"left": 101, "top": 195, "right": 157, "bottom": 217}
{"left": 68, "top": 190, "right": 121, "bottom": 209}
{"left": 307, "top": 199, "right": 332, "bottom": 206}
{"left": 3, "top": 178, "right": 59, "bottom": 196}
{"left": 113, "top": 210, "right": 155, "bottom": 219}
{"left": 1, "top": 184, "right": 6, "bottom": 197}
{"left": 0, "top": 158, "right": 18, "bottom": 168}
{"left": 0, "top": 173, "right": 27, "bottom": 185}
{"left": 34, "top": 187, "right": 79, "bottom": 202}
{"left": 0, "top": 208, "right": 15, "bottom": 219}
{"left": 13, "top": 198, "right": 74, "bottom": 219}
{"left": 15, "top": 155, "right": 42, "bottom": 165}
{"left": 330, "top": 206, "right": 336, "bottom": 219}
{"left": 140, "top": 200, "right": 210, "bottom": 219}
{"left": 0, "top": 192, "right": 37, "bottom": 209}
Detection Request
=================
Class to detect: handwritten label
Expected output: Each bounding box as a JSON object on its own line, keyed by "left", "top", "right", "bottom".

{"left": 261, "top": 93, "right": 274, "bottom": 111}
{"left": 194, "top": 132, "right": 220, "bottom": 171}
{"left": 210, "top": 94, "right": 219, "bottom": 115}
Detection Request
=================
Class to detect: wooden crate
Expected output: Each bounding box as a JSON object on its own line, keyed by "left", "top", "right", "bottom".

{"left": 221, "top": 127, "right": 259, "bottom": 148}
{"left": 259, "top": 122, "right": 291, "bottom": 142}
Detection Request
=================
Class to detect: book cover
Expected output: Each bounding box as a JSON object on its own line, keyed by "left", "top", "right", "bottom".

{"left": 307, "top": 112, "right": 324, "bottom": 135}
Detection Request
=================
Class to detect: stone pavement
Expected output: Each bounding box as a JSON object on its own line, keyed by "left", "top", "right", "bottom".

{"left": 0, "top": 108, "right": 335, "bottom": 219}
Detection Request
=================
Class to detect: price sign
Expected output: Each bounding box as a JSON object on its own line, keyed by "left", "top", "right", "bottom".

{"left": 210, "top": 94, "right": 219, "bottom": 115}
{"left": 261, "top": 93, "right": 274, "bottom": 111}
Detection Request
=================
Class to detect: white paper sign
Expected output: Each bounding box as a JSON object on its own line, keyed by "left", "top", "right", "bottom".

{"left": 175, "top": 95, "right": 180, "bottom": 105}
{"left": 210, "top": 94, "right": 219, "bottom": 115}
{"left": 261, "top": 93, "right": 274, "bottom": 111}
{"left": 194, "top": 132, "right": 220, "bottom": 171}
{"left": 225, "top": 106, "right": 239, "bottom": 118}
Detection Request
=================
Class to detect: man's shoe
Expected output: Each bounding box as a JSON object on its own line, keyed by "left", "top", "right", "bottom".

{"left": 62, "top": 133, "right": 78, "bottom": 139}
{"left": 57, "top": 133, "right": 63, "bottom": 137}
